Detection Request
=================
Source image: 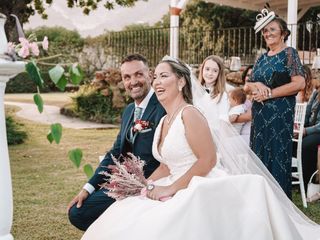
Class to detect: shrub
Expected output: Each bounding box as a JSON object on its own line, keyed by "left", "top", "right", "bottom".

{"left": 5, "top": 71, "right": 55, "bottom": 93}
{"left": 6, "top": 116, "right": 27, "bottom": 145}
{"left": 62, "top": 68, "right": 131, "bottom": 123}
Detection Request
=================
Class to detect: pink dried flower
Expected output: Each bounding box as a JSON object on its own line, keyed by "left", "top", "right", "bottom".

{"left": 100, "top": 153, "right": 148, "bottom": 201}
{"left": 42, "top": 36, "right": 49, "bottom": 50}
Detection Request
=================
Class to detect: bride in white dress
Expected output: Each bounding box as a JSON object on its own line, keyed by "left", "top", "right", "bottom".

{"left": 82, "top": 57, "right": 320, "bottom": 240}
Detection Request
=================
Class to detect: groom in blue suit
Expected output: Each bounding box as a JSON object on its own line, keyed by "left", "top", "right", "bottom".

{"left": 68, "top": 54, "right": 166, "bottom": 231}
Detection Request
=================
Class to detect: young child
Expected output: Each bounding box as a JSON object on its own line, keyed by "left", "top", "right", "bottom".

{"left": 198, "top": 55, "right": 229, "bottom": 121}
{"left": 228, "top": 87, "right": 246, "bottom": 134}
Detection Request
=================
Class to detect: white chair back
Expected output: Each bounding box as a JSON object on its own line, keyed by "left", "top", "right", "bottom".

{"left": 292, "top": 102, "right": 307, "bottom": 208}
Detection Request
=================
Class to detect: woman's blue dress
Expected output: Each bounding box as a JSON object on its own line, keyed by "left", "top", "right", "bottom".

{"left": 250, "top": 47, "right": 304, "bottom": 198}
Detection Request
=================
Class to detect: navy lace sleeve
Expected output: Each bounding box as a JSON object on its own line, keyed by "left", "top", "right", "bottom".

{"left": 286, "top": 47, "right": 304, "bottom": 77}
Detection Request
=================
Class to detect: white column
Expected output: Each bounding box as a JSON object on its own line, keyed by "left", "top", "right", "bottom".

{"left": 170, "top": 14, "right": 180, "bottom": 58}
{"left": 287, "top": 0, "right": 298, "bottom": 48}
{"left": 0, "top": 75, "right": 14, "bottom": 240}
{"left": 169, "top": 0, "right": 187, "bottom": 58}
{"left": 0, "top": 14, "right": 25, "bottom": 240}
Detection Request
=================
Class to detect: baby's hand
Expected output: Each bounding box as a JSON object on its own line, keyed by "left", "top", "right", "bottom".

{"left": 229, "top": 114, "right": 238, "bottom": 123}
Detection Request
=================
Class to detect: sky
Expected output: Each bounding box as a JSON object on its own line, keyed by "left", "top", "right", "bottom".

{"left": 24, "top": 0, "right": 170, "bottom": 37}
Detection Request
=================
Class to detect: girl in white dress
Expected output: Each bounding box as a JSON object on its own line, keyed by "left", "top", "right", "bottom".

{"left": 82, "top": 57, "right": 320, "bottom": 240}
{"left": 198, "top": 55, "right": 230, "bottom": 121}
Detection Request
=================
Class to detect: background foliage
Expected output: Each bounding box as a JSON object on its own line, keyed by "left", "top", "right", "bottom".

{"left": 62, "top": 67, "right": 130, "bottom": 123}
{"left": 6, "top": 116, "right": 27, "bottom": 145}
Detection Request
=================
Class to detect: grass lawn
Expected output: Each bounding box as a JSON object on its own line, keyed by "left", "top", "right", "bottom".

{"left": 6, "top": 106, "right": 320, "bottom": 239}
{"left": 7, "top": 106, "right": 118, "bottom": 240}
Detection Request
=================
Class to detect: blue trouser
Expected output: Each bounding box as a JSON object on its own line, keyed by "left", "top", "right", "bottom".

{"left": 68, "top": 189, "right": 115, "bottom": 231}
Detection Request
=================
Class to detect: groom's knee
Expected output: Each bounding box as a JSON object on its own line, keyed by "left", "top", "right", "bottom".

{"left": 68, "top": 205, "right": 91, "bottom": 231}
{"left": 68, "top": 191, "right": 115, "bottom": 231}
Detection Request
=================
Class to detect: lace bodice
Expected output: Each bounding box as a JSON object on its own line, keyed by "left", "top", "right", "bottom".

{"left": 152, "top": 106, "right": 197, "bottom": 178}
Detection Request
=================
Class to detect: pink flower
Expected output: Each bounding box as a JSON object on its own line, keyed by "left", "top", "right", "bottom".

{"left": 18, "top": 37, "right": 30, "bottom": 58}
{"left": 19, "top": 37, "right": 29, "bottom": 48}
{"left": 42, "top": 36, "right": 49, "bottom": 50}
{"left": 29, "top": 42, "right": 40, "bottom": 56}
{"left": 18, "top": 45, "right": 30, "bottom": 58}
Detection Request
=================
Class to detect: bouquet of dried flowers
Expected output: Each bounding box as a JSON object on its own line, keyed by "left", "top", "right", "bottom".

{"left": 100, "top": 153, "right": 149, "bottom": 201}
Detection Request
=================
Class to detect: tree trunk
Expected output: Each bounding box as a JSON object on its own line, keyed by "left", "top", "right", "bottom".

{"left": 0, "top": 0, "right": 31, "bottom": 42}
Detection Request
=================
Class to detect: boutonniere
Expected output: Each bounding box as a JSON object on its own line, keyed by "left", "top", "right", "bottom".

{"left": 132, "top": 119, "right": 152, "bottom": 133}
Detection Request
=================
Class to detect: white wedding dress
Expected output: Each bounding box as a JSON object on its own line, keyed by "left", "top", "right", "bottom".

{"left": 82, "top": 107, "right": 320, "bottom": 240}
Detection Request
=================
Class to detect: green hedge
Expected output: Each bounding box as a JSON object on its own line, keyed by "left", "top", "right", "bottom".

{"left": 74, "top": 91, "right": 122, "bottom": 123}
{"left": 5, "top": 71, "right": 56, "bottom": 93}
{"left": 6, "top": 116, "right": 27, "bottom": 145}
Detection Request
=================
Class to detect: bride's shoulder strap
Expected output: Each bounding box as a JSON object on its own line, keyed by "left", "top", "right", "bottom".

{"left": 180, "top": 104, "right": 206, "bottom": 119}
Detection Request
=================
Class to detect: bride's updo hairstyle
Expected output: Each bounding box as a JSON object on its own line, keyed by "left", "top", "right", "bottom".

{"left": 160, "top": 58, "right": 193, "bottom": 104}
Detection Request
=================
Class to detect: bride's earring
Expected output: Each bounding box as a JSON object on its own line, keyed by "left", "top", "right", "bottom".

{"left": 178, "top": 86, "right": 182, "bottom": 92}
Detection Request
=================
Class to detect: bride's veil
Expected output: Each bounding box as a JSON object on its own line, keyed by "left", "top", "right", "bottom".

{"left": 161, "top": 55, "right": 319, "bottom": 230}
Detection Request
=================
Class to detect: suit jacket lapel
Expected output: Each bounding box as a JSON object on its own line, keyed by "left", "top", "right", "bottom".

{"left": 120, "top": 104, "right": 134, "bottom": 149}
{"left": 132, "top": 93, "right": 158, "bottom": 144}
{"left": 141, "top": 93, "right": 158, "bottom": 121}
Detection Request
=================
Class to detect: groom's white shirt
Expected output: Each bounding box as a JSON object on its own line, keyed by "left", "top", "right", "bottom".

{"left": 83, "top": 88, "right": 155, "bottom": 194}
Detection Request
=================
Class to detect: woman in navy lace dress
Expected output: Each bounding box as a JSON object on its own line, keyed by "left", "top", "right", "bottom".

{"left": 244, "top": 17, "right": 305, "bottom": 198}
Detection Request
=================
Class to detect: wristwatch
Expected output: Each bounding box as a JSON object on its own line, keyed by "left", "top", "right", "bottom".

{"left": 268, "top": 91, "right": 272, "bottom": 99}
{"left": 146, "top": 183, "right": 155, "bottom": 191}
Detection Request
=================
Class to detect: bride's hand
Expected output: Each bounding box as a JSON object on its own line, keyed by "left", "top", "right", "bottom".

{"left": 146, "top": 185, "right": 175, "bottom": 201}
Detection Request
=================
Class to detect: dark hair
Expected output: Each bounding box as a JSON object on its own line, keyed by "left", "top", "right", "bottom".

{"left": 121, "top": 54, "right": 149, "bottom": 67}
{"left": 271, "top": 17, "right": 291, "bottom": 42}
{"left": 159, "top": 58, "right": 193, "bottom": 104}
{"left": 241, "top": 65, "right": 254, "bottom": 83}
{"left": 230, "top": 87, "right": 246, "bottom": 104}
{"left": 198, "top": 55, "right": 226, "bottom": 102}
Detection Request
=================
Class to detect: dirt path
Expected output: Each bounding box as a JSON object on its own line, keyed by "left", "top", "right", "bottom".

{"left": 5, "top": 101, "right": 117, "bottom": 129}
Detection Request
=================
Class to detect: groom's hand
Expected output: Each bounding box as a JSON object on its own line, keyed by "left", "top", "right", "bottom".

{"left": 67, "top": 189, "right": 89, "bottom": 212}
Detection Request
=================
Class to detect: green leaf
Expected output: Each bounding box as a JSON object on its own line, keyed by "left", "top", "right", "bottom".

{"left": 68, "top": 148, "right": 83, "bottom": 168}
{"left": 56, "top": 75, "right": 68, "bottom": 91}
{"left": 33, "top": 93, "right": 43, "bottom": 113}
{"left": 47, "top": 132, "right": 54, "bottom": 144}
{"left": 50, "top": 123, "right": 62, "bottom": 144}
{"left": 25, "top": 60, "right": 44, "bottom": 88}
{"left": 49, "top": 64, "right": 65, "bottom": 84}
{"left": 70, "top": 64, "right": 83, "bottom": 85}
{"left": 49, "top": 65, "right": 68, "bottom": 91}
{"left": 83, "top": 164, "right": 94, "bottom": 179}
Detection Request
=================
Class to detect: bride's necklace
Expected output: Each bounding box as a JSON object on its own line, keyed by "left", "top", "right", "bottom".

{"left": 166, "top": 103, "right": 185, "bottom": 125}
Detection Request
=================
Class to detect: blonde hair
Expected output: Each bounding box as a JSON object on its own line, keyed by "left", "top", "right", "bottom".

{"left": 198, "top": 55, "right": 226, "bottom": 103}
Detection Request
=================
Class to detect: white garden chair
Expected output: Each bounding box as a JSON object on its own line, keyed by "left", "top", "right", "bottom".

{"left": 292, "top": 102, "right": 308, "bottom": 208}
